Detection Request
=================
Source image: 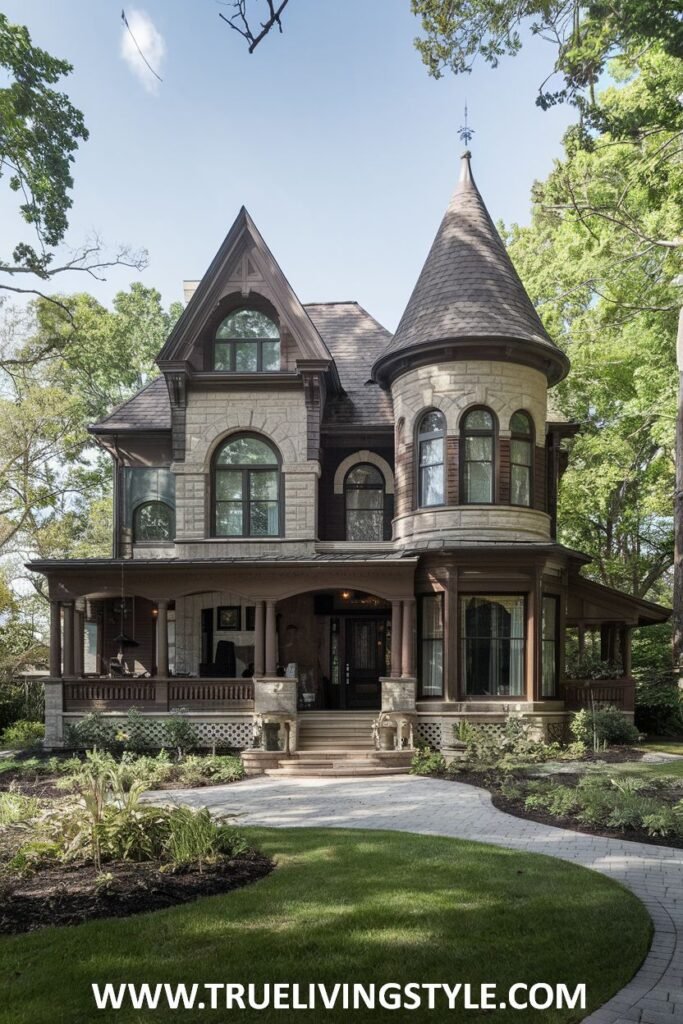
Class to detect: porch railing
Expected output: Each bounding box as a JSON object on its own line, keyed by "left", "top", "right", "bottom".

{"left": 63, "top": 677, "right": 254, "bottom": 712}
{"left": 560, "top": 677, "right": 635, "bottom": 713}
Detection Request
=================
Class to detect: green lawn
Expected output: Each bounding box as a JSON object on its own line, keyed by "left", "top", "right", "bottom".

{"left": 642, "top": 739, "right": 683, "bottom": 757}
{"left": 0, "top": 828, "right": 650, "bottom": 1024}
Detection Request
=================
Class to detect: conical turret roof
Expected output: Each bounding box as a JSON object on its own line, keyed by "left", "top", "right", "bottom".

{"left": 372, "top": 153, "right": 569, "bottom": 386}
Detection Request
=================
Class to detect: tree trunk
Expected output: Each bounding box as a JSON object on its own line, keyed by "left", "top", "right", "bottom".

{"left": 673, "top": 307, "right": 683, "bottom": 683}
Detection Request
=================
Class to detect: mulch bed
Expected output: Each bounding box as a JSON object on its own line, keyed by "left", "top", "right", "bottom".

{"left": 442, "top": 768, "right": 683, "bottom": 850}
{"left": 0, "top": 851, "right": 274, "bottom": 935}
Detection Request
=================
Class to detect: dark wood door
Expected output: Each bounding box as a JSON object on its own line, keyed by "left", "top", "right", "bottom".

{"left": 344, "top": 616, "right": 387, "bottom": 709}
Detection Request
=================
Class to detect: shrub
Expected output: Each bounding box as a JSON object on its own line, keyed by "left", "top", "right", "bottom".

{"left": 117, "top": 751, "right": 174, "bottom": 790}
{"left": 571, "top": 706, "right": 640, "bottom": 750}
{"left": 174, "top": 754, "right": 245, "bottom": 787}
{"left": 410, "top": 747, "right": 446, "bottom": 776}
{"left": 0, "top": 719, "right": 45, "bottom": 749}
{"left": 163, "top": 709, "right": 200, "bottom": 758}
{"left": 116, "top": 708, "right": 159, "bottom": 753}
{"left": 642, "top": 808, "right": 680, "bottom": 838}
{"left": 65, "top": 713, "right": 119, "bottom": 752}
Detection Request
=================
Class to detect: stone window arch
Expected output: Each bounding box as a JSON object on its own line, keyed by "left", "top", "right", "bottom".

{"left": 212, "top": 434, "right": 282, "bottom": 537}
{"left": 461, "top": 407, "right": 497, "bottom": 504}
{"left": 333, "top": 450, "right": 394, "bottom": 495}
{"left": 416, "top": 409, "right": 446, "bottom": 507}
{"left": 510, "top": 410, "right": 534, "bottom": 507}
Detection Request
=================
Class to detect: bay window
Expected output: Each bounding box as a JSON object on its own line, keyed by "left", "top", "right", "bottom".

{"left": 460, "top": 595, "right": 525, "bottom": 696}
{"left": 419, "top": 593, "right": 444, "bottom": 697}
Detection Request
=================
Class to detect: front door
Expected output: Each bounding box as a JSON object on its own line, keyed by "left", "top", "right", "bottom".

{"left": 344, "top": 616, "right": 387, "bottom": 709}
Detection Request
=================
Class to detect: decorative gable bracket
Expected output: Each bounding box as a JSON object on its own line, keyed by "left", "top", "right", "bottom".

{"left": 165, "top": 370, "right": 188, "bottom": 461}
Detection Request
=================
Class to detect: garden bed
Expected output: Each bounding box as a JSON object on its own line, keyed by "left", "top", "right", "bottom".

{"left": 0, "top": 850, "right": 273, "bottom": 935}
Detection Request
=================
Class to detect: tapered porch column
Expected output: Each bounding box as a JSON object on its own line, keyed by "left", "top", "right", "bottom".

{"left": 157, "top": 600, "right": 169, "bottom": 678}
{"left": 265, "top": 600, "right": 277, "bottom": 675}
{"left": 73, "top": 604, "right": 84, "bottom": 677}
{"left": 49, "top": 601, "right": 62, "bottom": 677}
{"left": 401, "top": 598, "right": 416, "bottom": 678}
{"left": 390, "top": 600, "right": 402, "bottom": 677}
{"left": 253, "top": 601, "right": 265, "bottom": 676}
{"left": 62, "top": 603, "right": 75, "bottom": 677}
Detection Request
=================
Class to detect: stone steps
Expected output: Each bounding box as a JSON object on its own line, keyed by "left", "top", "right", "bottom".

{"left": 263, "top": 748, "right": 412, "bottom": 779}
{"left": 297, "top": 712, "right": 376, "bottom": 752}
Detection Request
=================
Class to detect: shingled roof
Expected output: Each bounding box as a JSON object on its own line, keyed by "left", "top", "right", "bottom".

{"left": 372, "top": 152, "right": 569, "bottom": 386}
{"left": 305, "top": 302, "right": 394, "bottom": 428}
{"left": 89, "top": 303, "right": 394, "bottom": 434}
{"left": 89, "top": 376, "right": 171, "bottom": 434}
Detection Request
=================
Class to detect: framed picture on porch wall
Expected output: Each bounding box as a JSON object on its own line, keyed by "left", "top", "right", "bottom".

{"left": 217, "top": 606, "right": 241, "bottom": 630}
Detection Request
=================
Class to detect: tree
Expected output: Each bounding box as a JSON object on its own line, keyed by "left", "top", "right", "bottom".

{"left": 411, "top": 1, "right": 683, "bottom": 126}
{"left": 504, "top": 51, "right": 680, "bottom": 608}
{"left": 0, "top": 13, "right": 146, "bottom": 305}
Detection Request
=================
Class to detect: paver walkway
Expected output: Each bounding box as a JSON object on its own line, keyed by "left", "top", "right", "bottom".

{"left": 154, "top": 774, "right": 683, "bottom": 1024}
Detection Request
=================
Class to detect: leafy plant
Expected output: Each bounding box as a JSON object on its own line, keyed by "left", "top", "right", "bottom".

{"left": 0, "top": 790, "right": 41, "bottom": 825}
{"left": 0, "top": 719, "right": 45, "bottom": 749}
{"left": 64, "top": 713, "right": 118, "bottom": 752}
{"left": 116, "top": 708, "right": 158, "bottom": 753}
{"left": 410, "top": 747, "right": 446, "bottom": 776}
{"left": 635, "top": 675, "right": 683, "bottom": 737}
{"left": 163, "top": 806, "right": 248, "bottom": 873}
{"left": 163, "top": 710, "right": 199, "bottom": 759}
{"left": 571, "top": 707, "right": 640, "bottom": 750}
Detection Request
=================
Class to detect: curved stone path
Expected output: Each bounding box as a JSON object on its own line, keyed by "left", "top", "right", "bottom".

{"left": 153, "top": 775, "right": 683, "bottom": 1024}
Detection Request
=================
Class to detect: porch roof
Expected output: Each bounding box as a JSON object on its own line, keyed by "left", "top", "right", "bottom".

{"left": 27, "top": 555, "right": 419, "bottom": 604}
{"left": 567, "top": 575, "right": 670, "bottom": 627}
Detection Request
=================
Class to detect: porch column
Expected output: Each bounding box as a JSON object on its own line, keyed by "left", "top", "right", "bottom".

{"left": 62, "top": 603, "right": 75, "bottom": 677}
{"left": 49, "top": 601, "right": 62, "bottom": 677}
{"left": 265, "top": 600, "right": 277, "bottom": 675}
{"left": 578, "top": 624, "right": 586, "bottom": 657}
{"left": 73, "top": 604, "right": 84, "bottom": 677}
{"left": 620, "top": 626, "right": 632, "bottom": 678}
{"left": 401, "top": 598, "right": 416, "bottom": 678}
{"left": 390, "top": 600, "right": 402, "bottom": 677}
{"left": 254, "top": 601, "right": 265, "bottom": 676}
{"left": 157, "top": 600, "right": 169, "bottom": 678}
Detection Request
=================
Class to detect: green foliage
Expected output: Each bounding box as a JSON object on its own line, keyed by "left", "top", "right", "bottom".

{"left": 172, "top": 754, "right": 245, "bottom": 786}
{"left": 409, "top": 747, "right": 447, "bottom": 776}
{"left": 0, "top": 719, "right": 45, "bottom": 749}
{"left": 0, "top": 13, "right": 87, "bottom": 276}
{"left": 163, "top": 806, "right": 249, "bottom": 872}
{"left": 565, "top": 652, "right": 623, "bottom": 681}
{"left": 0, "top": 790, "right": 41, "bottom": 825}
{"left": 163, "top": 709, "right": 200, "bottom": 759}
{"left": 115, "top": 708, "right": 158, "bottom": 754}
{"left": 571, "top": 706, "right": 640, "bottom": 750}
{"left": 64, "top": 713, "right": 118, "bottom": 752}
{"left": 512, "top": 773, "right": 683, "bottom": 838}
{"left": 635, "top": 674, "right": 683, "bottom": 736}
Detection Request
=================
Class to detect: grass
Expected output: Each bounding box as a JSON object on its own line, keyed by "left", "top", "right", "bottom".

{"left": 0, "top": 827, "right": 651, "bottom": 1024}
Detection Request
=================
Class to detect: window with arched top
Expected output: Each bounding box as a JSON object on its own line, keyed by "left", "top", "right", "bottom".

{"left": 417, "top": 410, "right": 446, "bottom": 507}
{"left": 510, "top": 410, "right": 533, "bottom": 507}
{"left": 213, "top": 435, "right": 281, "bottom": 537}
{"left": 213, "top": 309, "right": 280, "bottom": 372}
{"left": 133, "top": 501, "right": 175, "bottom": 543}
{"left": 345, "top": 464, "right": 386, "bottom": 541}
{"left": 461, "top": 408, "right": 496, "bottom": 504}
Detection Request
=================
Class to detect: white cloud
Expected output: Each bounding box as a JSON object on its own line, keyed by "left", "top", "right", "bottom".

{"left": 120, "top": 9, "right": 165, "bottom": 94}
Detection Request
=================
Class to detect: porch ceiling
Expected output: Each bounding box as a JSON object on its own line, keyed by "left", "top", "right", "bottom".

{"left": 28, "top": 556, "right": 418, "bottom": 604}
{"left": 567, "top": 575, "right": 670, "bottom": 627}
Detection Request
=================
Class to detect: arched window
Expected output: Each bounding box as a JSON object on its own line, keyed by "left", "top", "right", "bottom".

{"left": 213, "top": 435, "right": 281, "bottom": 537}
{"left": 461, "top": 408, "right": 495, "bottom": 504}
{"left": 417, "top": 410, "right": 446, "bottom": 507}
{"left": 345, "top": 464, "right": 385, "bottom": 541}
{"left": 510, "top": 411, "right": 533, "bottom": 507}
{"left": 133, "top": 501, "right": 175, "bottom": 543}
{"left": 214, "top": 309, "right": 280, "bottom": 372}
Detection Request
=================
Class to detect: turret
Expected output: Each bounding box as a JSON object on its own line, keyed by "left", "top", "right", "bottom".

{"left": 372, "top": 152, "right": 569, "bottom": 550}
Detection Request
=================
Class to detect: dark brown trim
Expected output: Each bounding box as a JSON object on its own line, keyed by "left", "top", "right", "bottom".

{"left": 372, "top": 335, "right": 570, "bottom": 388}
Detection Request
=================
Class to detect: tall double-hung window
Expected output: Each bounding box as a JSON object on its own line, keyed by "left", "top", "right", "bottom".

{"left": 417, "top": 410, "right": 446, "bottom": 506}
{"left": 461, "top": 408, "right": 495, "bottom": 503}
{"left": 213, "top": 435, "right": 281, "bottom": 537}
{"left": 510, "top": 411, "right": 533, "bottom": 507}
{"left": 460, "top": 595, "right": 525, "bottom": 696}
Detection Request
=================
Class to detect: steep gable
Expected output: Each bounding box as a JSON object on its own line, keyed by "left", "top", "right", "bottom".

{"left": 157, "top": 207, "right": 333, "bottom": 370}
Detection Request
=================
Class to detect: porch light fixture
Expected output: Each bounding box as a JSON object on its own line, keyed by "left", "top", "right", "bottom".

{"left": 341, "top": 590, "right": 351, "bottom": 600}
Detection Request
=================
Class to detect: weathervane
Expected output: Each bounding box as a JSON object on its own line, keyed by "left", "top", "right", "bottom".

{"left": 458, "top": 101, "right": 475, "bottom": 147}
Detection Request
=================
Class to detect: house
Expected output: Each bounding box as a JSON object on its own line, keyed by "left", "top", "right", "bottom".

{"left": 31, "top": 153, "right": 668, "bottom": 770}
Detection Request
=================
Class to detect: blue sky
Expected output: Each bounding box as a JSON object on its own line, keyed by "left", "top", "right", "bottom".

{"left": 2, "top": 1, "right": 575, "bottom": 331}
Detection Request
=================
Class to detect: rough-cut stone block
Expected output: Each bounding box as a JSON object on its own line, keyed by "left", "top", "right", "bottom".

{"left": 381, "top": 677, "right": 417, "bottom": 712}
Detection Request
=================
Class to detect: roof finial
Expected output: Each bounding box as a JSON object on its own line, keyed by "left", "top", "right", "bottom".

{"left": 457, "top": 100, "right": 475, "bottom": 148}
